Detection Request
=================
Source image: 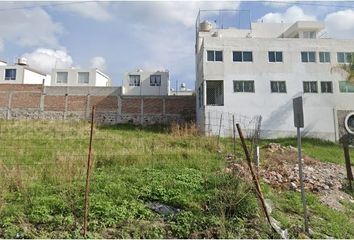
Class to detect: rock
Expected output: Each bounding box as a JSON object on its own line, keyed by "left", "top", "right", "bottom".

{"left": 290, "top": 182, "right": 297, "bottom": 190}
{"left": 147, "top": 202, "right": 179, "bottom": 217}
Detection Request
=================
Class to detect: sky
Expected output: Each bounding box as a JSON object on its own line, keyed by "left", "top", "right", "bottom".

{"left": 0, "top": 1, "right": 354, "bottom": 89}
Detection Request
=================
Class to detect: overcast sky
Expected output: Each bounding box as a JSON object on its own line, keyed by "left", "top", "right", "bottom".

{"left": 0, "top": 1, "right": 354, "bottom": 88}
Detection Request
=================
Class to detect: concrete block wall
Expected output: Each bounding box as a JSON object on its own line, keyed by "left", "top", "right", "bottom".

{"left": 0, "top": 84, "right": 196, "bottom": 124}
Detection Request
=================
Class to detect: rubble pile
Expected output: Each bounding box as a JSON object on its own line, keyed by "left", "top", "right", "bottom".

{"left": 260, "top": 143, "right": 347, "bottom": 193}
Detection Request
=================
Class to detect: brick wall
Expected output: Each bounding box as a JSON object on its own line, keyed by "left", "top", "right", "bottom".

{"left": 0, "top": 84, "right": 196, "bottom": 124}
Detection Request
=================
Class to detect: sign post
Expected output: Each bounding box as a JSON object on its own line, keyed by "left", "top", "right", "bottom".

{"left": 293, "top": 96, "right": 309, "bottom": 234}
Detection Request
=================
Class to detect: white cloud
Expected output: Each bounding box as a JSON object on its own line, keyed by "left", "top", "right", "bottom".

{"left": 58, "top": 2, "right": 113, "bottom": 21}
{"left": 112, "top": 1, "right": 239, "bottom": 28}
{"left": 22, "top": 48, "right": 73, "bottom": 74}
{"left": 0, "top": 5, "right": 62, "bottom": 50}
{"left": 258, "top": 6, "right": 316, "bottom": 23}
{"left": 90, "top": 56, "right": 106, "bottom": 71}
{"left": 325, "top": 9, "right": 354, "bottom": 39}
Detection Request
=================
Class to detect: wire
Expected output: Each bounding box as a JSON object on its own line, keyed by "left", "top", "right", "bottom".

{"left": 0, "top": 1, "right": 95, "bottom": 12}
{"left": 258, "top": 1, "right": 354, "bottom": 9}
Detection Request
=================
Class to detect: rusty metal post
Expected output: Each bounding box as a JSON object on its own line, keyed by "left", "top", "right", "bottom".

{"left": 83, "top": 106, "right": 95, "bottom": 238}
{"left": 236, "top": 123, "right": 276, "bottom": 232}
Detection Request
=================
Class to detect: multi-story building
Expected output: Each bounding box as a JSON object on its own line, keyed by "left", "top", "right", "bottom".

{"left": 0, "top": 58, "right": 50, "bottom": 85}
{"left": 51, "top": 68, "right": 111, "bottom": 87}
{"left": 195, "top": 18, "right": 354, "bottom": 141}
{"left": 122, "top": 69, "right": 170, "bottom": 95}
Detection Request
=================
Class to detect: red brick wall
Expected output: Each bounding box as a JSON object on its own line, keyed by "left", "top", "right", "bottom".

{"left": 90, "top": 96, "right": 118, "bottom": 111}
{"left": 0, "top": 93, "right": 9, "bottom": 107}
{"left": 143, "top": 98, "right": 163, "bottom": 114}
{"left": 68, "top": 96, "right": 87, "bottom": 111}
{"left": 0, "top": 84, "right": 42, "bottom": 92}
{"left": 122, "top": 98, "right": 141, "bottom": 114}
{"left": 165, "top": 98, "right": 195, "bottom": 114}
{"left": 44, "top": 96, "right": 66, "bottom": 111}
{"left": 11, "top": 92, "right": 41, "bottom": 108}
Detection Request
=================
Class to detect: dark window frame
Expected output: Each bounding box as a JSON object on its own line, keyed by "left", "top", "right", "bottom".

{"left": 268, "top": 51, "right": 283, "bottom": 62}
{"left": 233, "top": 51, "right": 253, "bottom": 62}
{"left": 320, "top": 81, "right": 333, "bottom": 93}
{"left": 129, "top": 75, "right": 141, "bottom": 86}
{"left": 4, "top": 69, "right": 16, "bottom": 80}
{"left": 233, "top": 80, "right": 255, "bottom": 93}
{"left": 303, "top": 81, "right": 318, "bottom": 93}
{"left": 301, "top": 51, "right": 316, "bottom": 63}
{"left": 270, "top": 81, "right": 287, "bottom": 93}
{"left": 150, "top": 75, "right": 161, "bottom": 86}
{"left": 207, "top": 50, "right": 223, "bottom": 62}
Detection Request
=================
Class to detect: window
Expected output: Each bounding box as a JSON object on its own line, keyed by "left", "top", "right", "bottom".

{"left": 56, "top": 72, "right": 68, "bottom": 83}
{"left": 150, "top": 75, "right": 161, "bottom": 86}
{"left": 320, "top": 81, "right": 333, "bottom": 93}
{"left": 303, "top": 81, "right": 318, "bottom": 93}
{"left": 233, "top": 81, "right": 255, "bottom": 93}
{"left": 319, "top": 52, "right": 330, "bottom": 63}
{"left": 268, "top": 51, "right": 283, "bottom": 62}
{"left": 78, "top": 72, "right": 89, "bottom": 84}
{"left": 233, "top": 51, "right": 253, "bottom": 62}
{"left": 207, "top": 50, "right": 223, "bottom": 62}
{"left": 206, "top": 81, "right": 223, "bottom": 106}
{"left": 4, "top": 69, "right": 16, "bottom": 80}
{"left": 303, "top": 31, "right": 316, "bottom": 39}
{"left": 129, "top": 75, "right": 140, "bottom": 86}
{"left": 270, "top": 81, "right": 286, "bottom": 93}
{"left": 301, "top": 51, "right": 316, "bottom": 62}
{"left": 337, "top": 52, "right": 353, "bottom": 63}
{"left": 339, "top": 81, "right": 354, "bottom": 93}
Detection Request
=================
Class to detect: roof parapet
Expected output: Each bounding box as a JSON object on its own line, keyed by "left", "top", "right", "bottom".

{"left": 280, "top": 21, "right": 325, "bottom": 38}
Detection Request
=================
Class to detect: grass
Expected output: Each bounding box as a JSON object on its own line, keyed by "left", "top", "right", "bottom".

{"left": 0, "top": 119, "right": 353, "bottom": 238}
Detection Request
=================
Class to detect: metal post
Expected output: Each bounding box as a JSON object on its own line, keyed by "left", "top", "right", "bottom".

{"left": 217, "top": 113, "right": 223, "bottom": 147}
{"left": 83, "top": 106, "right": 95, "bottom": 238}
{"left": 297, "top": 127, "right": 309, "bottom": 234}
{"left": 232, "top": 115, "right": 236, "bottom": 156}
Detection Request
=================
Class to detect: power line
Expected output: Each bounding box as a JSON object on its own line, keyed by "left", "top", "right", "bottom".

{"left": 0, "top": 1, "right": 94, "bottom": 12}
{"left": 258, "top": 1, "right": 354, "bottom": 9}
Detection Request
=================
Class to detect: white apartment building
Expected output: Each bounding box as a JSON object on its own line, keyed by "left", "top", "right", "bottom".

{"left": 51, "top": 68, "right": 111, "bottom": 87}
{"left": 122, "top": 69, "right": 170, "bottom": 95}
{"left": 196, "top": 19, "right": 354, "bottom": 141}
{"left": 0, "top": 58, "right": 50, "bottom": 85}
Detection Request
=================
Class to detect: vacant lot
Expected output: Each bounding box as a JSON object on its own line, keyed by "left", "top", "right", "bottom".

{"left": 0, "top": 120, "right": 353, "bottom": 238}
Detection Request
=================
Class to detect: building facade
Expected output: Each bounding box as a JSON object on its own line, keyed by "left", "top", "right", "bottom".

{"left": 122, "top": 70, "right": 170, "bottom": 96}
{"left": 196, "top": 20, "right": 354, "bottom": 141}
{"left": 0, "top": 58, "right": 50, "bottom": 85}
{"left": 51, "top": 68, "right": 111, "bottom": 87}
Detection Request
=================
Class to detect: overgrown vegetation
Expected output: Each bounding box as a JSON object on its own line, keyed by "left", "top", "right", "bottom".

{"left": 0, "top": 120, "right": 353, "bottom": 238}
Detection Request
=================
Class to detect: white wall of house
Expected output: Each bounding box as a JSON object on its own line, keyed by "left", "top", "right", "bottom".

{"left": 51, "top": 68, "right": 111, "bottom": 87}
{"left": 196, "top": 21, "right": 354, "bottom": 141}
{"left": 122, "top": 70, "right": 170, "bottom": 96}
{"left": 0, "top": 65, "right": 47, "bottom": 85}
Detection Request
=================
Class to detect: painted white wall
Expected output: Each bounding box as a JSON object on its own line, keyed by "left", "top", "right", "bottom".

{"left": 0, "top": 65, "right": 46, "bottom": 85}
{"left": 196, "top": 21, "right": 354, "bottom": 141}
{"left": 23, "top": 68, "right": 47, "bottom": 84}
{"left": 51, "top": 68, "right": 111, "bottom": 87}
{"left": 122, "top": 70, "right": 170, "bottom": 96}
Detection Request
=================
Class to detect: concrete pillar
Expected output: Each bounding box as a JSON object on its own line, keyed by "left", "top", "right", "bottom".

{"left": 85, "top": 94, "right": 90, "bottom": 120}
{"left": 7, "top": 92, "right": 13, "bottom": 120}
{"left": 140, "top": 97, "right": 144, "bottom": 125}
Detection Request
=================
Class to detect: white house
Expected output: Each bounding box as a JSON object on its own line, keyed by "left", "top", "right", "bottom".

{"left": 51, "top": 68, "right": 112, "bottom": 87}
{"left": 196, "top": 18, "right": 354, "bottom": 141}
{"left": 0, "top": 58, "right": 50, "bottom": 85}
{"left": 122, "top": 69, "right": 170, "bottom": 95}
